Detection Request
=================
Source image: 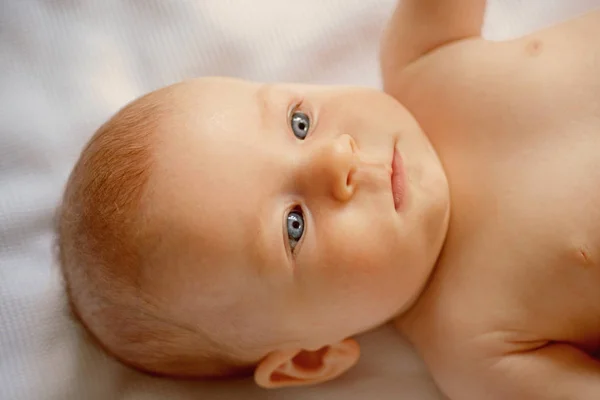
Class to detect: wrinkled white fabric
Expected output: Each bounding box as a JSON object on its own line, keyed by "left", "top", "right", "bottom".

{"left": 1, "top": 1, "right": 598, "bottom": 399}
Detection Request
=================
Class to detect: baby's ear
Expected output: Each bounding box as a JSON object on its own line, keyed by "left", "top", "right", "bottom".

{"left": 253, "top": 338, "right": 360, "bottom": 389}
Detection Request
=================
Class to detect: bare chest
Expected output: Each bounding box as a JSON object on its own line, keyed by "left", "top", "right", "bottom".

{"left": 395, "top": 15, "right": 600, "bottom": 353}
{"left": 400, "top": 172, "right": 600, "bottom": 357}
{"left": 401, "top": 115, "right": 600, "bottom": 356}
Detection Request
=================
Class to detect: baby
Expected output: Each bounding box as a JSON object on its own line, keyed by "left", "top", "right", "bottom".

{"left": 57, "top": 0, "right": 600, "bottom": 398}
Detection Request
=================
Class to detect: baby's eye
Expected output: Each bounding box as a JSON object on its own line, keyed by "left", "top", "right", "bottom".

{"left": 287, "top": 208, "right": 305, "bottom": 253}
{"left": 290, "top": 111, "right": 310, "bottom": 140}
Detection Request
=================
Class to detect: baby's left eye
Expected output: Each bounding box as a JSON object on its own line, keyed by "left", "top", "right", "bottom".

{"left": 286, "top": 208, "right": 305, "bottom": 253}
{"left": 290, "top": 111, "right": 310, "bottom": 140}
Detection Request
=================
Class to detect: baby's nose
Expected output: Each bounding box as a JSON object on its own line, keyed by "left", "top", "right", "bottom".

{"left": 311, "top": 134, "right": 358, "bottom": 202}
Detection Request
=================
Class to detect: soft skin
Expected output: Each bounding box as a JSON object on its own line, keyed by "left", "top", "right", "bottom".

{"left": 381, "top": 1, "right": 600, "bottom": 399}
{"left": 59, "top": 1, "right": 600, "bottom": 396}
{"left": 145, "top": 78, "right": 450, "bottom": 387}
{"left": 58, "top": 75, "right": 451, "bottom": 385}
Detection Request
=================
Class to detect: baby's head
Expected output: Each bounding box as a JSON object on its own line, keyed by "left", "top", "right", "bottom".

{"left": 57, "top": 77, "right": 450, "bottom": 388}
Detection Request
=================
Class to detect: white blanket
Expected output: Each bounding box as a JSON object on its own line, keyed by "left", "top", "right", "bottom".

{"left": 1, "top": 1, "right": 598, "bottom": 399}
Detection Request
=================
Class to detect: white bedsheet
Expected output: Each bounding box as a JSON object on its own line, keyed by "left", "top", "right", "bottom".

{"left": 1, "top": 1, "right": 598, "bottom": 399}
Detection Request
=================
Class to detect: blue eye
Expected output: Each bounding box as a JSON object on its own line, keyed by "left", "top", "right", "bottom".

{"left": 290, "top": 111, "right": 310, "bottom": 140}
{"left": 287, "top": 209, "right": 305, "bottom": 252}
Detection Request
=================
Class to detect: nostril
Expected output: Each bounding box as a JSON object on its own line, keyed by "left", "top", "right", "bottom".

{"left": 346, "top": 166, "right": 356, "bottom": 188}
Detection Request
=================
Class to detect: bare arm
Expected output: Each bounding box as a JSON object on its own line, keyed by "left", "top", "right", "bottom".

{"left": 380, "top": 0, "right": 487, "bottom": 91}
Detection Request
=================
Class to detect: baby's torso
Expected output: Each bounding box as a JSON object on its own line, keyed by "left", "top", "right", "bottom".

{"left": 391, "top": 10, "right": 600, "bottom": 359}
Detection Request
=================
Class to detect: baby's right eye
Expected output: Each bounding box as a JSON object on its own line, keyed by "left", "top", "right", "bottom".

{"left": 286, "top": 208, "right": 305, "bottom": 253}
{"left": 290, "top": 111, "right": 310, "bottom": 140}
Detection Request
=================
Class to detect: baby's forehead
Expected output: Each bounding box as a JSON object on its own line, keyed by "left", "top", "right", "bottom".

{"left": 148, "top": 134, "right": 270, "bottom": 266}
{"left": 150, "top": 79, "right": 261, "bottom": 139}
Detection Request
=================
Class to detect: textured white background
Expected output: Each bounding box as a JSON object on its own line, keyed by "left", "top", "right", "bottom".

{"left": 1, "top": 1, "right": 598, "bottom": 399}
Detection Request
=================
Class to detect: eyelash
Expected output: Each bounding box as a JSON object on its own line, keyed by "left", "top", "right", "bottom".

{"left": 289, "top": 102, "right": 313, "bottom": 133}
{"left": 287, "top": 205, "right": 306, "bottom": 257}
{"left": 289, "top": 101, "right": 304, "bottom": 117}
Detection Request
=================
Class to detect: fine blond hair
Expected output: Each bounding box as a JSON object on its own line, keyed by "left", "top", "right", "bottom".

{"left": 56, "top": 88, "right": 253, "bottom": 378}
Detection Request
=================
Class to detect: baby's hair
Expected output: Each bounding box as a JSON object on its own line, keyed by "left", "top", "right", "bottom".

{"left": 56, "top": 87, "right": 254, "bottom": 378}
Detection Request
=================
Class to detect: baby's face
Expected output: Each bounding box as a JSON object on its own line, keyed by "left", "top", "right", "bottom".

{"left": 145, "top": 77, "right": 449, "bottom": 355}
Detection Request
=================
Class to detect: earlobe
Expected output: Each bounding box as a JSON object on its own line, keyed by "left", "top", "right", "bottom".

{"left": 253, "top": 338, "right": 360, "bottom": 389}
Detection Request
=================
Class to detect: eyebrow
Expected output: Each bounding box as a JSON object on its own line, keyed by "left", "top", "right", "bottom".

{"left": 248, "top": 198, "right": 291, "bottom": 275}
{"left": 255, "top": 83, "right": 275, "bottom": 130}
{"left": 248, "top": 84, "right": 294, "bottom": 271}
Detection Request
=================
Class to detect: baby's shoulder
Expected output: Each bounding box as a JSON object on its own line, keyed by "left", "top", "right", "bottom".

{"left": 389, "top": 10, "right": 600, "bottom": 111}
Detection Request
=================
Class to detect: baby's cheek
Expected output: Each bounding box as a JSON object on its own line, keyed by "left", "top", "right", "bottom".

{"left": 320, "top": 214, "right": 398, "bottom": 276}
